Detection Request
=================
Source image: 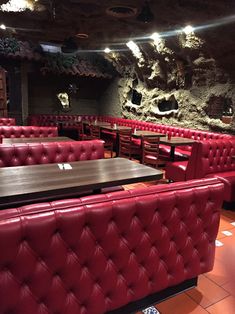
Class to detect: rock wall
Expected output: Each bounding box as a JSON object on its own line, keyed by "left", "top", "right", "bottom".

{"left": 104, "top": 31, "right": 235, "bottom": 134}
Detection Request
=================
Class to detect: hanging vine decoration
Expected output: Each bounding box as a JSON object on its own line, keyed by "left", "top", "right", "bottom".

{"left": 43, "top": 52, "right": 79, "bottom": 72}
{"left": 0, "top": 37, "right": 20, "bottom": 54}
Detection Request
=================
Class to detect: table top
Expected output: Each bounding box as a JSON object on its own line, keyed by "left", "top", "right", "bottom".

{"left": 0, "top": 158, "right": 163, "bottom": 209}
{"left": 2, "top": 137, "right": 75, "bottom": 144}
{"left": 82, "top": 121, "right": 111, "bottom": 127}
{"left": 160, "top": 137, "right": 195, "bottom": 146}
{"left": 102, "top": 125, "right": 132, "bottom": 131}
{"left": 132, "top": 130, "right": 165, "bottom": 138}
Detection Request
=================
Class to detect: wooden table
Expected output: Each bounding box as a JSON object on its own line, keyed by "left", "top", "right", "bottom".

{"left": 0, "top": 158, "right": 163, "bottom": 209}
{"left": 2, "top": 137, "right": 75, "bottom": 144}
{"left": 101, "top": 125, "right": 132, "bottom": 131}
{"left": 160, "top": 137, "right": 195, "bottom": 161}
{"left": 83, "top": 121, "right": 111, "bottom": 127}
{"left": 132, "top": 130, "right": 165, "bottom": 138}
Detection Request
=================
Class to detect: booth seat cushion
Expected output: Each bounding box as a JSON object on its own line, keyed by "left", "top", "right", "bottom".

{"left": 159, "top": 145, "right": 190, "bottom": 161}
{"left": 165, "top": 161, "right": 188, "bottom": 181}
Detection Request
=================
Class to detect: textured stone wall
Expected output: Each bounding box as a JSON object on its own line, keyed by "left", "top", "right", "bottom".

{"left": 104, "top": 32, "right": 235, "bottom": 134}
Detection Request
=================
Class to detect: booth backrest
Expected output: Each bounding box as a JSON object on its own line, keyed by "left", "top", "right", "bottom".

{"left": 0, "top": 178, "right": 224, "bottom": 314}
{"left": 28, "top": 115, "right": 233, "bottom": 142}
{"left": 28, "top": 115, "right": 99, "bottom": 126}
{"left": 0, "top": 140, "right": 104, "bottom": 167}
{"left": 193, "top": 139, "right": 235, "bottom": 178}
{"left": 0, "top": 118, "right": 16, "bottom": 126}
{"left": 0, "top": 126, "right": 58, "bottom": 141}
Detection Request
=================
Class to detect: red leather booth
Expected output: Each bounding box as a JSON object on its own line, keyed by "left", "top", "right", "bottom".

{"left": 0, "top": 118, "right": 16, "bottom": 126}
{"left": 0, "top": 178, "right": 224, "bottom": 314}
{"left": 28, "top": 114, "right": 98, "bottom": 126}
{"left": 0, "top": 126, "right": 58, "bottom": 143}
{"left": 166, "top": 139, "right": 235, "bottom": 202}
{"left": 0, "top": 140, "right": 104, "bottom": 167}
{"left": 28, "top": 115, "right": 233, "bottom": 160}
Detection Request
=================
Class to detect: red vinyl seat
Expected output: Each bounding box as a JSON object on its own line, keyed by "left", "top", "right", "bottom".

{"left": 166, "top": 139, "right": 235, "bottom": 202}
{"left": 0, "top": 178, "right": 224, "bottom": 314}
{"left": 0, "top": 126, "right": 58, "bottom": 143}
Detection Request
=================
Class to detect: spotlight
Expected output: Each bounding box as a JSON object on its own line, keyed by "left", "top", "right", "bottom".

{"left": 126, "top": 40, "right": 143, "bottom": 60}
{"left": 183, "top": 25, "right": 194, "bottom": 35}
{"left": 137, "top": 1, "right": 154, "bottom": 23}
{"left": 0, "top": 24, "right": 6, "bottom": 30}
{"left": 150, "top": 32, "right": 160, "bottom": 41}
{"left": 126, "top": 40, "right": 138, "bottom": 51}
{"left": 104, "top": 47, "right": 111, "bottom": 53}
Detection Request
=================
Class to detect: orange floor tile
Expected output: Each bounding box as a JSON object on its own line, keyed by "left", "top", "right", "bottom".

{"left": 206, "top": 295, "right": 235, "bottom": 314}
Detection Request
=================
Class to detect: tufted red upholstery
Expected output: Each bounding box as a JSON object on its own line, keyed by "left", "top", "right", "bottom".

{"left": 0, "top": 126, "right": 58, "bottom": 142}
{"left": 0, "top": 118, "right": 16, "bottom": 126}
{"left": 0, "top": 140, "right": 104, "bottom": 167}
{"left": 28, "top": 115, "right": 99, "bottom": 126}
{"left": 28, "top": 115, "right": 233, "bottom": 160}
{"left": 166, "top": 139, "right": 235, "bottom": 202}
{"left": 0, "top": 177, "right": 224, "bottom": 314}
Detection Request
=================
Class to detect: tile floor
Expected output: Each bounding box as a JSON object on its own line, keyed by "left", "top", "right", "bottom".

{"left": 123, "top": 180, "right": 235, "bottom": 314}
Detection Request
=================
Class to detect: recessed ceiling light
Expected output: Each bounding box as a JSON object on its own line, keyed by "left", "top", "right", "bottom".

{"left": 183, "top": 25, "right": 194, "bottom": 35}
{"left": 150, "top": 32, "right": 160, "bottom": 41}
{"left": 106, "top": 6, "right": 137, "bottom": 18}
{"left": 75, "top": 33, "right": 89, "bottom": 39}
{"left": 104, "top": 47, "right": 111, "bottom": 53}
{"left": 126, "top": 40, "right": 137, "bottom": 50}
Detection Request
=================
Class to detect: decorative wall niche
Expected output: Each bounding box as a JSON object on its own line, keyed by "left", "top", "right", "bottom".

{"left": 131, "top": 89, "right": 142, "bottom": 105}
{"left": 154, "top": 95, "right": 179, "bottom": 115}
{"left": 56, "top": 92, "right": 71, "bottom": 112}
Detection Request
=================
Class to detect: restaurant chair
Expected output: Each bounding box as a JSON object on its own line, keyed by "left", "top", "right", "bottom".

{"left": 142, "top": 136, "right": 161, "bottom": 168}
{"left": 90, "top": 125, "right": 114, "bottom": 157}
{"left": 77, "top": 122, "right": 93, "bottom": 140}
{"left": 118, "top": 129, "right": 141, "bottom": 160}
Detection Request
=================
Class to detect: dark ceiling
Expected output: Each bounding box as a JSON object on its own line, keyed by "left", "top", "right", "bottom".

{"left": 0, "top": 0, "right": 235, "bottom": 75}
{"left": 0, "top": 0, "right": 234, "bottom": 49}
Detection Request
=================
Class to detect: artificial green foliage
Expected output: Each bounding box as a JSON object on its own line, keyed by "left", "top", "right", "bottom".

{"left": 0, "top": 38, "right": 20, "bottom": 54}
{"left": 44, "top": 53, "right": 78, "bottom": 70}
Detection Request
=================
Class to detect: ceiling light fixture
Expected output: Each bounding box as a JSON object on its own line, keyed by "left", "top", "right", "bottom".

{"left": 0, "top": 0, "right": 34, "bottom": 12}
{"left": 150, "top": 32, "right": 160, "bottom": 42}
{"left": 75, "top": 33, "right": 89, "bottom": 39}
{"left": 183, "top": 25, "right": 194, "bottom": 35}
{"left": 126, "top": 40, "right": 143, "bottom": 61}
{"left": 137, "top": 1, "right": 154, "bottom": 23}
{"left": 104, "top": 47, "right": 111, "bottom": 53}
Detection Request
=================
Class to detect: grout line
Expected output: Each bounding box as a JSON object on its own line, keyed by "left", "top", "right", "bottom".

{"left": 204, "top": 294, "right": 232, "bottom": 310}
